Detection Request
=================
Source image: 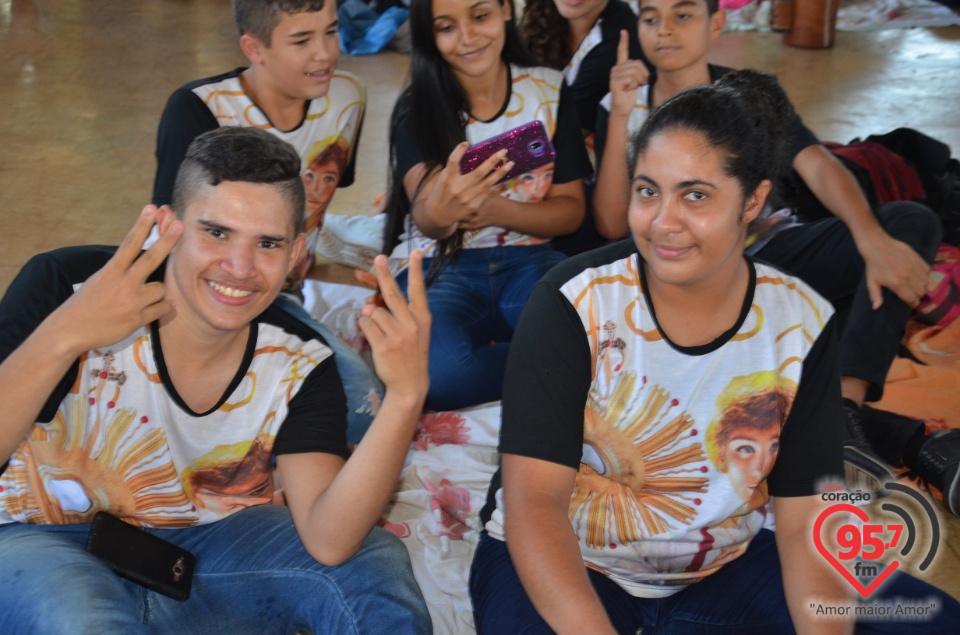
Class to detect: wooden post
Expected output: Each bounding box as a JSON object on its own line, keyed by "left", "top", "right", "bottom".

{"left": 784, "top": 0, "right": 840, "bottom": 49}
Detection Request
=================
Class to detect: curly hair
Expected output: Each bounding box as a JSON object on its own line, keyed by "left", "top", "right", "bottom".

{"left": 519, "top": 0, "right": 571, "bottom": 69}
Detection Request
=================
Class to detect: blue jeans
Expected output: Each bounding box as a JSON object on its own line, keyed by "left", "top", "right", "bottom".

{"left": 470, "top": 530, "right": 960, "bottom": 634}
{"left": 0, "top": 505, "right": 430, "bottom": 634}
{"left": 274, "top": 295, "right": 385, "bottom": 444}
{"left": 399, "top": 245, "right": 565, "bottom": 411}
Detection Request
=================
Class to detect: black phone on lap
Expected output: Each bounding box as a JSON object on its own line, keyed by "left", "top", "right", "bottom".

{"left": 86, "top": 511, "right": 196, "bottom": 601}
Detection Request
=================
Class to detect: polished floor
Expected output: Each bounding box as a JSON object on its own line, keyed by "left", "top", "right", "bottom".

{"left": 2, "top": 0, "right": 960, "bottom": 603}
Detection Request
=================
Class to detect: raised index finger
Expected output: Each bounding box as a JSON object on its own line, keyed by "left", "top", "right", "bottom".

{"left": 617, "top": 29, "right": 629, "bottom": 64}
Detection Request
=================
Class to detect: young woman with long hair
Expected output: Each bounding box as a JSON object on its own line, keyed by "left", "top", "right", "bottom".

{"left": 383, "top": 0, "right": 592, "bottom": 411}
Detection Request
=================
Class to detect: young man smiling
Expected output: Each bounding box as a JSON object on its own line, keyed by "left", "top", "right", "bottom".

{"left": 0, "top": 128, "right": 432, "bottom": 633}
{"left": 154, "top": 0, "right": 381, "bottom": 444}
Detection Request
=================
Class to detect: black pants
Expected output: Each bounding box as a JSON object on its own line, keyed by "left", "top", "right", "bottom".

{"left": 755, "top": 201, "right": 942, "bottom": 402}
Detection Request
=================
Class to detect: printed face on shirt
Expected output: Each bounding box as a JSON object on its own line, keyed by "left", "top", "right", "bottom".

{"left": 508, "top": 162, "right": 555, "bottom": 203}
{"left": 243, "top": 2, "right": 342, "bottom": 103}
{"left": 628, "top": 127, "right": 762, "bottom": 291}
{"left": 722, "top": 426, "right": 780, "bottom": 502}
{"left": 161, "top": 181, "right": 305, "bottom": 336}
{"left": 636, "top": 0, "right": 724, "bottom": 75}
{"left": 302, "top": 157, "right": 343, "bottom": 234}
{"left": 431, "top": 0, "right": 510, "bottom": 84}
{"left": 706, "top": 372, "right": 794, "bottom": 504}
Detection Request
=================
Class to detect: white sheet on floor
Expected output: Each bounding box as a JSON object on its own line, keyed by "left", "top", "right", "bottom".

{"left": 303, "top": 279, "right": 499, "bottom": 634}
{"left": 723, "top": 0, "right": 960, "bottom": 31}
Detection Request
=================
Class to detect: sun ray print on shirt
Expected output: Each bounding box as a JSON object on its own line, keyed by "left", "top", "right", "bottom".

{"left": 571, "top": 372, "right": 708, "bottom": 548}
{"left": 0, "top": 365, "right": 193, "bottom": 526}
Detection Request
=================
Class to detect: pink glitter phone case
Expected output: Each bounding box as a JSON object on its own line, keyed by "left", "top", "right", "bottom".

{"left": 459, "top": 120, "right": 556, "bottom": 185}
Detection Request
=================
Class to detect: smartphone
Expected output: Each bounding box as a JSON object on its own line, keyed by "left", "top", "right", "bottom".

{"left": 459, "top": 120, "right": 556, "bottom": 185}
{"left": 87, "top": 511, "right": 196, "bottom": 601}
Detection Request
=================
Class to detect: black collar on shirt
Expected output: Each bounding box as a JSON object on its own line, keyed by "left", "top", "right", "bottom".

{"left": 147, "top": 257, "right": 259, "bottom": 417}
{"left": 636, "top": 250, "right": 758, "bottom": 356}
{"left": 645, "top": 64, "right": 735, "bottom": 109}
{"left": 466, "top": 63, "right": 514, "bottom": 124}
{"left": 235, "top": 66, "right": 312, "bottom": 134}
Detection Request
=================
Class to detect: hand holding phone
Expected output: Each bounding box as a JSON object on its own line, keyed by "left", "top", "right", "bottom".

{"left": 459, "top": 120, "right": 556, "bottom": 185}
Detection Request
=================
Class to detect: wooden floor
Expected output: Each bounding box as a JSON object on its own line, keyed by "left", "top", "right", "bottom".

{"left": 1, "top": 0, "right": 959, "bottom": 604}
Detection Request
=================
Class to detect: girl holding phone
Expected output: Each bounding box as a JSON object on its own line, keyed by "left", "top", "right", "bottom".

{"left": 521, "top": 0, "right": 648, "bottom": 254}
{"left": 384, "top": 0, "right": 591, "bottom": 411}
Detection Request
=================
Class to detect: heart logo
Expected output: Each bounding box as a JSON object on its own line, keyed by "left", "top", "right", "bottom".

{"left": 813, "top": 503, "right": 899, "bottom": 598}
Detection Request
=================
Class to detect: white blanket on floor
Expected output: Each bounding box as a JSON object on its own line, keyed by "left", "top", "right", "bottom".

{"left": 303, "top": 279, "right": 496, "bottom": 634}
{"left": 724, "top": 0, "right": 960, "bottom": 31}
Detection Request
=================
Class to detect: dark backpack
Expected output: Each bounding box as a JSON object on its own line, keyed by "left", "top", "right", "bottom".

{"left": 823, "top": 140, "right": 926, "bottom": 205}
{"left": 864, "top": 128, "right": 960, "bottom": 246}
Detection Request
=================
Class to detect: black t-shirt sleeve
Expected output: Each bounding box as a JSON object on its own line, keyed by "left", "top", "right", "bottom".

{"left": 152, "top": 87, "right": 220, "bottom": 206}
{"left": 0, "top": 247, "right": 117, "bottom": 422}
{"left": 569, "top": 0, "right": 645, "bottom": 133}
{"left": 391, "top": 98, "right": 429, "bottom": 191}
{"left": 594, "top": 102, "right": 611, "bottom": 173}
{"left": 500, "top": 280, "right": 593, "bottom": 469}
{"left": 783, "top": 113, "right": 821, "bottom": 168}
{"left": 766, "top": 316, "right": 844, "bottom": 497}
{"left": 273, "top": 355, "right": 351, "bottom": 460}
{"left": 779, "top": 108, "right": 823, "bottom": 206}
{"left": 552, "top": 82, "right": 594, "bottom": 185}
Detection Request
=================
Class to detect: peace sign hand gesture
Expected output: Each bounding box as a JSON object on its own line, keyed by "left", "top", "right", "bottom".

{"left": 55, "top": 205, "right": 183, "bottom": 355}
{"left": 358, "top": 251, "right": 431, "bottom": 401}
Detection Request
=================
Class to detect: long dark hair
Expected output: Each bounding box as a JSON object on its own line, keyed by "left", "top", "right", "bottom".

{"left": 383, "top": 0, "right": 535, "bottom": 282}
{"left": 519, "top": 0, "right": 570, "bottom": 70}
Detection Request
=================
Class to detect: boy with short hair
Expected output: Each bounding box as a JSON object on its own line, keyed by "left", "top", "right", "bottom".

{"left": 154, "top": 0, "right": 362, "bottom": 272}
{"left": 154, "top": 0, "right": 381, "bottom": 443}
{"left": 0, "top": 127, "right": 432, "bottom": 633}
{"left": 591, "top": 0, "right": 955, "bottom": 506}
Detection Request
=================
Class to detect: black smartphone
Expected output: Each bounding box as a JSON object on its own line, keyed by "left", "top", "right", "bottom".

{"left": 459, "top": 120, "right": 556, "bottom": 185}
{"left": 86, "top": 511, "right": 196, "bottom": 601}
